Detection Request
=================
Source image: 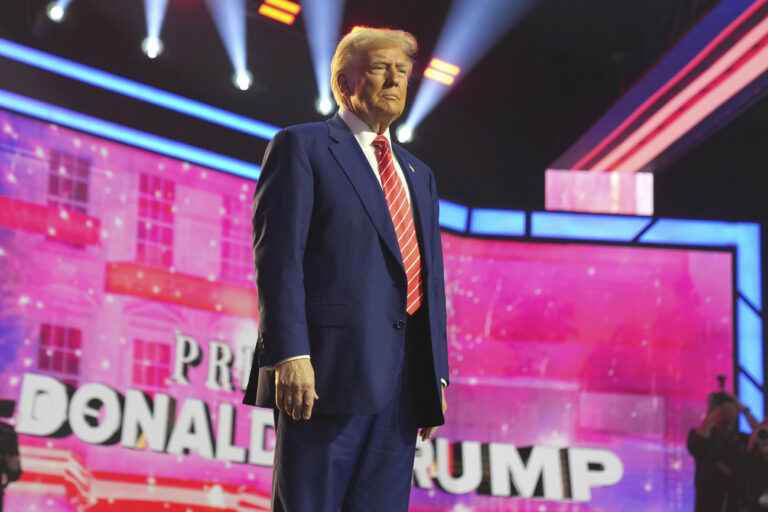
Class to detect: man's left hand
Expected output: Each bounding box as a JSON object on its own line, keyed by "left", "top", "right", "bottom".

{"left": 419, "top": 386, "right": 447, "bottom": 441}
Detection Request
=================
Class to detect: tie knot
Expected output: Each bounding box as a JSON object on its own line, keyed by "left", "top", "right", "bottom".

{"left": 372, "top": 135, "right": 388, "bottom": 155}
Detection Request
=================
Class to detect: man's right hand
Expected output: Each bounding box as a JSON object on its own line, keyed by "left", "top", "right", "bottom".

{"left": 275, "top": 358, "right": 319, "bottom": 421}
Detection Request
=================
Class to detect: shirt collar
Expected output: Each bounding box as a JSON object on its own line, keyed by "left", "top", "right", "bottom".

{"left": 338, "top": 107, "right": 393, "bottom": 150}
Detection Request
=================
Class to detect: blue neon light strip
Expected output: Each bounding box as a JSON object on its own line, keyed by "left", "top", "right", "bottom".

{"left": 739, "top": 373, "right": 765, "bottom": 432}
{"left": 531, "top": 212, "right": 652, "bottom": 241}
{"left": 738, "top": 298, "right": 764, "bottom": 386}
{"left": 0, "top": 38, "right": 280, "bottom": 141}
{"left": 0, "top": 90, "right": 261, "bottom": 180}
{"left": 438, "top": 199, "right": 469, "bottom": 232}
{"left": 640, "top": 219, "right": 762, "bottom": 311}
{"left": 469, "top": 208, "right": 526, "bottom": 236}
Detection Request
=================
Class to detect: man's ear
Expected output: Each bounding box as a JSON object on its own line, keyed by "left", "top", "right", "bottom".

{"left": 337, "top": 73, "right": 350, "bottom": 97}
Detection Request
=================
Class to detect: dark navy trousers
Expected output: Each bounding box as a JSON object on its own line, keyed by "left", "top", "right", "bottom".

{"left": 270, "top": 308, "right": 428, "bottom": 511}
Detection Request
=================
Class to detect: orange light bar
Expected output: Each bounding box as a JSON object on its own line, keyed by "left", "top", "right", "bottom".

{"left": 264, "top": 0, "right": 301, "bottom": 15}
{"left": 258, "top": 4, "right": 296, "bottom": 25}
{"left": 424, "top": 67, "right": 455, "bottom": 85}
{"left": 429, "top": 58, "right": 460, "bottom": 76}
{"left": 351, "top": 25, "right": 367, "bottom": 33}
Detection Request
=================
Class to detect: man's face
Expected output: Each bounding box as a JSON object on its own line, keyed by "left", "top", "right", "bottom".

{"left": 343, "top": 45, "right": 410, "bottom": 127}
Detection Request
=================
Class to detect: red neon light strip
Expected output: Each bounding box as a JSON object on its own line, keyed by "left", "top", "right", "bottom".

{"left": 258, "top": 4, "right": 296, "bottom": 25}
{"left": 105, "top": 262, "right": 258, "bottom": 318}
{"left": 265, "top": 0, "right": 301, "bottom": 15}
{"left": 424, "top": 67, "right": 455, "bottom": 85}
{"left": 610, "top": 30, "right": 768, "bottom": 172}
{"left": 0, "top": 195, "right": 100, "bottom": 245}
{"left": 572, "top": 0, "right": 768, "bottom": 170}
{"left": 597, "top": 15, "right": 768, "bottom": 172}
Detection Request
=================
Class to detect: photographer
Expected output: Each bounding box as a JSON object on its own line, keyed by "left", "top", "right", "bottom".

{"left": 744, "top": 420, "right": 768, "bottom": 510}
{"left": 0, "top": 400, "right": 21, "bottom": 512}
{"left": 688, "top": 391, "right": 760, "bottom": 512}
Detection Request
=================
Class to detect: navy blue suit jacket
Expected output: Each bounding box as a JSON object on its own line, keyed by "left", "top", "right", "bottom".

{"left": 242, "top": 114, "right": 449, "bottom": 427}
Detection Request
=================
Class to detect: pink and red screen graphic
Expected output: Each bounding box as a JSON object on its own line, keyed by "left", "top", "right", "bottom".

{"left": 0, "top": 108, "right": 734, "bottom": 511}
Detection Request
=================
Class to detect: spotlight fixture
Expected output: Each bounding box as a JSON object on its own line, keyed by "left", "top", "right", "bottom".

{"left": 315, "top": 96, "right": 334, "bottom": 115}
{"left": 141, "top": 36, "right": 164, "bottom": 59}
{"left": 233, "top": 70, "right": 253, "bottom": 91}
{"left": 143, "top": 0, "right": 169, "bottom": 60}
{"left": 396, "top": 124, "right": 413, "bottom": 144}
{"left": 46, "top": 2, "right": 66, "bottom": 22}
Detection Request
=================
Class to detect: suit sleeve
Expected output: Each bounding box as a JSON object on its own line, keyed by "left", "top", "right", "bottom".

{"left": 429, "top": 169, "right": 450, "bottom": 388}
{"left": 252, "top": 129, "right": 314, "bottom": 368}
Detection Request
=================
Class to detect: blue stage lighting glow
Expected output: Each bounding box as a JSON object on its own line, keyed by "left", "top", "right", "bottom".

{"left": 640, "top": 219, "right": 762, "bottom": 310}
{"left": 46, "top": 3, "right": 64, "bottom": 22}
{"left": 738, "top": 373, "right": 765, "bottom": 433}
{"left": 403, "top": 0, "right": 538, "bottom": 133}
{"left": 531, "top": 212, "right": 652, "bottom": 241}
{"left": 469, "top": 208, "right": 526, "bottom": 236}
{"left": 738, "top": 298, "right": 764, "bottom": 386}
{"left": 438, "top": 199, "right": 469, "bottom": 232}
{"left": 396, "top": 124, "right": 413, "bottom": 144}
{"left": 233, "top": 70, "right": 253, "bottom": 91}
{"left": 301, "top": 0, "right": 345, "bottom": 114}
{"left": 315, "top": 96, "right": 334, "bottom": 115}
{"left": 204, "top": 0, "right": 248, "bottom": 75}
{"left": 141, "top": 36, "right": 163, "bottom": 59}
{"left": 0, "top": 38, "right": 279, "bottom": 140}
{"left": 0, "top": 89, "right": 261, "bottom": 181}
{"left": 47, "top": 0, "right": 73, "bottom": 22}
{"left": 144, "top": 0, "right": 169, "bottom": 57}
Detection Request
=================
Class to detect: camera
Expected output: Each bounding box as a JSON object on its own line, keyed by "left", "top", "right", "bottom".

{"left": 756, "top": 427, "right": 768, "bottom": 447}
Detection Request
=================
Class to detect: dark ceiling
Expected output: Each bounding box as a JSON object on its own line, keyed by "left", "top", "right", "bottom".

{"left": 0, "top": 0, "right": 764, "bottom": 225}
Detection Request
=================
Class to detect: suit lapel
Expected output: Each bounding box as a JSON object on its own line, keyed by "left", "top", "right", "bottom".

{"left": 392, "top": 144, "right": 433, "bottom": 277}
{"left": 327, "top": 115, "right": 405, "bottom": 273}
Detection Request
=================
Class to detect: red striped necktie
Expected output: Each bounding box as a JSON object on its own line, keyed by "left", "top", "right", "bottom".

{"left": 372, "top": 135, "right": 423, "bottom": 315}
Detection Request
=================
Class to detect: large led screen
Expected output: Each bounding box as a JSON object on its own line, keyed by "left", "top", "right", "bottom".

{"left": 0, "top": 108, "right": 734, "bottom": 511}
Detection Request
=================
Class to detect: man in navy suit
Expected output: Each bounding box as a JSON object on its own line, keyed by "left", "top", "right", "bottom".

{"left": 242, "top": 27, "right": 449, "bottom": 511}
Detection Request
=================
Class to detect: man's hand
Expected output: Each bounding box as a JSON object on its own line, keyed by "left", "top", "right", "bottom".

{"left": 419, "top": 386, "right": 447, "bottom": 441}
{"left": 275, "top": 358, "right": 319, "bottom": 421}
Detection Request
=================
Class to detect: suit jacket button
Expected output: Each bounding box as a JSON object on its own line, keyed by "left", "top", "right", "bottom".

{"left": 394, "top": 320, "right": 406, "bottom": 329}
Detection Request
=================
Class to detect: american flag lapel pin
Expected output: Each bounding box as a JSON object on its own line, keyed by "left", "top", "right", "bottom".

{"left": 408, "top": 163, "right": 415, "bottom": 174}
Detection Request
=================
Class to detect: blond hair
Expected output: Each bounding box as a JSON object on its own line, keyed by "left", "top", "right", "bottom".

{"left": 330, "top": 27, "right": 418, "bottom": 109}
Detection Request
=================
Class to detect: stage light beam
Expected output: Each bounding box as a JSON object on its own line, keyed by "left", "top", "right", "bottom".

{"left": 403, "top": 0, "right": 538, "bottom": 135}
{"left": 301, "top": 0, "right": 346, "bottom": 115}
{"left": 143, "top": 0, "right": 169, "bottom": 59}
{"left": 205, "top": 0, "right": 252, "bottom": 91}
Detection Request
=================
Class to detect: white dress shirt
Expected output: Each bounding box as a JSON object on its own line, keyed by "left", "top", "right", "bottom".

{"left": 337, "top": 107, "right": 413, "bottom": 207}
